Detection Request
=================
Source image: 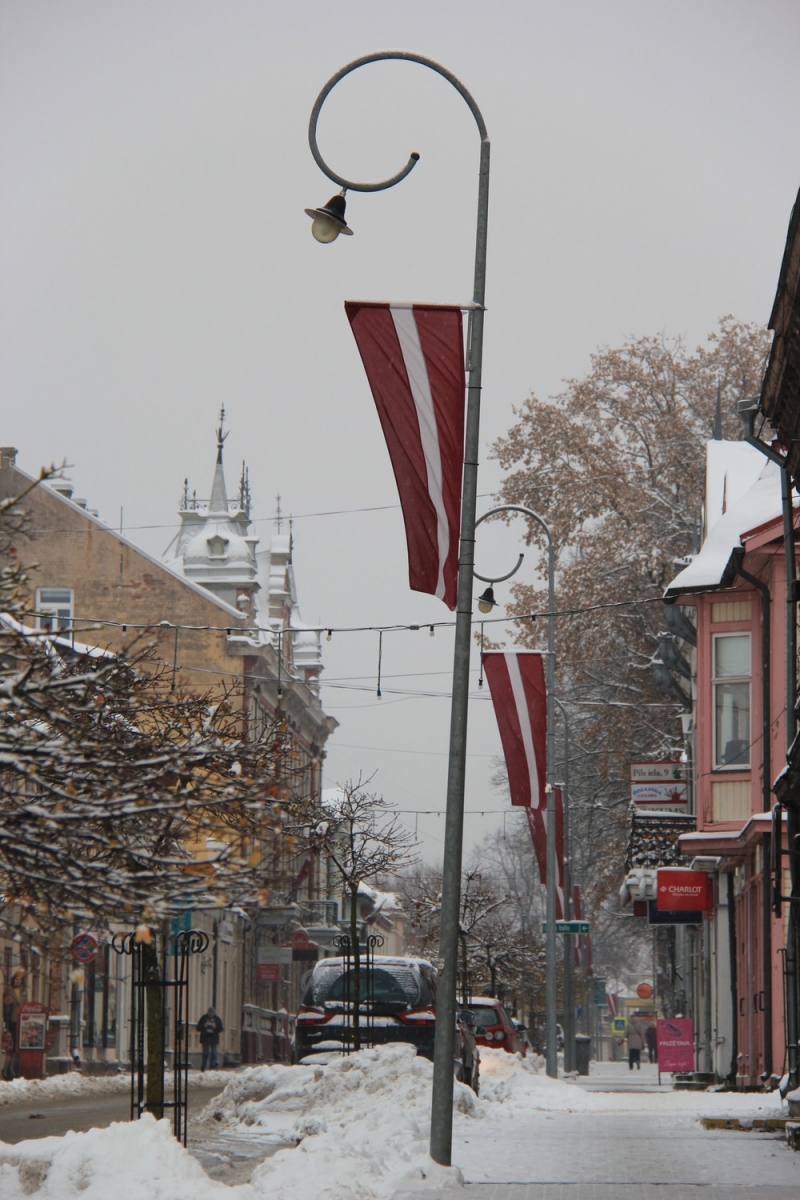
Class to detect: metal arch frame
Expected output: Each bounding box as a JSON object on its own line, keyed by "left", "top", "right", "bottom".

{"left": 472, "top": 502, "right": 560, "bottom": 1078}
{"left": 308, "top": 51, "right": 490, "bottom": 1167}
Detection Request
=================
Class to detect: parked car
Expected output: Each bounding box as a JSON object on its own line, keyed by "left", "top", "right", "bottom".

{"left": 455, "top": 1010, "right": 481, "bottom": 1094}
{"left": 460, "top": 997, "right": 527, "bottom": 1056}
{"left": 294, "top": 955, "right": 480, "bottom": 1091}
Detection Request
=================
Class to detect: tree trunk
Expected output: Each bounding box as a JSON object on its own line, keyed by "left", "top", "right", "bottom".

{"left": 349, "top": 883, "right": 361, "bottom": 1052}
{"left": 142, "top": 937, "right": 165, "bottom": 1119}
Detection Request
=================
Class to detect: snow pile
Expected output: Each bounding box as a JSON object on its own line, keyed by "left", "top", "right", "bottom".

{"left": 475, "top": 1048, "right": 788, "bottom": 1118}
{"left": 0, "top": 1068, "right": 233, "bottom": 1107}
{"left": 197, "top": 1042, "right": 470, "bottom": 1200}
{"left": 0, "top": 1115, "right": 257, "bottom": 1199}
{"left": 0, "top": 1046, "right": 470, "bottom": 1199}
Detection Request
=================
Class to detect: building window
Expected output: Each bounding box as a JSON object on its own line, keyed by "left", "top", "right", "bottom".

{"left": 35, "top": 587, "right": 73, "bottom": 632}
{"left": 713, "top": 632, "right": 751, "bottom": 768}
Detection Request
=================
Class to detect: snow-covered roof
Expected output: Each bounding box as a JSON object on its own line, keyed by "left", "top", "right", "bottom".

{"left": 665, "top": 442, "right": 783, "bottom": 597}
{"left": 704, "top": 440, "right": 767, "bottom": 536}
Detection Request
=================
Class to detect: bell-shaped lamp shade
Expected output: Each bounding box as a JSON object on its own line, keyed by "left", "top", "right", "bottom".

{"left": 304, "top": 193, "right": 354, "bottom": 243}
{"left": 477, "top": 586, "right": 497, "bottom": 614}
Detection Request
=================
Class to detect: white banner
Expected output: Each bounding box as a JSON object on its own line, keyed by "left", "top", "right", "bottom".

{"left": 631, "top": 782, "right": 688, "bottom": 810}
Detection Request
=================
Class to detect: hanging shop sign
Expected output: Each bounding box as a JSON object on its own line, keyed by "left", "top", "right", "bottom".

{"left": 656, "top": 1017, "right": 694, "bottom": 1073}
{"left": 630, "top": 762, "right": 685, "bottom": 783}
{"left": 656, "top": 869, "right": 713, "bottom": 912}
{"left": 629, "top": 762, "right": 687, "bottom": 811}
{"left": 630, "top": 782, "right": 689, "bottom": 811}
{"left": 287, "top": 929, "right": 320, "bottom": 962}
{"left": 647, "top": 901, "right": 704, "bottom": 926}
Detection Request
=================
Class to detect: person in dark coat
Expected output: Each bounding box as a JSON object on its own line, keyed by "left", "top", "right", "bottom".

{"left": 197, "top": 1006, "right": 224, "bottom": 1071}
{"left": 645, "top": 1021, "right": 658, "bottom": 1063}
{"left": 626, "top": 1016, "right": 646, "bottom": 1070}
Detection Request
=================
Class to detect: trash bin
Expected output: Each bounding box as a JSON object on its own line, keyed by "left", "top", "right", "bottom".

{"left": 575, "top": 1035, "right": 592, "bottom": 1076}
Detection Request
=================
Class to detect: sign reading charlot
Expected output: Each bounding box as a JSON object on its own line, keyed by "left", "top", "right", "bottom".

{"left": 656, "top": 868, "right": 713, "bottom": 913}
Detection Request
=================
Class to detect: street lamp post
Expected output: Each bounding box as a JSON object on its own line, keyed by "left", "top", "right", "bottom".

{"left": 473, "top": 504, "right": 558, "bottom": 1078}
{"left": 306, "top": 52, "right": 490, "bottom": 1166}
{"left": 554, "top": 695, "right": 574, "bottom": 1073}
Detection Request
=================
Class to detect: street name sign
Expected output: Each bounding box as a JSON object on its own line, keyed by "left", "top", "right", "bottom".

{"left": 541, "top": 921, "right": 590, "bottom": 934}
{"left": 629, "top": 761, "right": 684, "bottom": 782}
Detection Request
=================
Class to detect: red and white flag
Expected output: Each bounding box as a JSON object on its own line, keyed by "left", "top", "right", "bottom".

{"left": 524, "top": 792, "right": 564, "bottom": 916}
{"left": 482, "top": 652, "right": 547, "bottom": 809}
{"left": 345, "top": 302, "right": 465, "bottom": 609}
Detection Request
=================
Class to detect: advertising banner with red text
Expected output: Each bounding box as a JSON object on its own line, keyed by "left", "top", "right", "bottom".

{"left": 656, "top": 868, "right": 713, "bottom": 913}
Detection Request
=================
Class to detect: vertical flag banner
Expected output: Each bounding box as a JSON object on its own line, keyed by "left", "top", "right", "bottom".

{"left": 526, "top": 806, "right": 548, "bottom": 884}
{"left": 345, "top": 302, "right": 465, "bottom": 610}
{"left": 574, "top": 884, "right": 583, "bottom": 967}
{"left": 482, "top": 652, "right": 547, "bottom": 809}
{"left": 554, "top": 787, "right": 565, "bottom": 920}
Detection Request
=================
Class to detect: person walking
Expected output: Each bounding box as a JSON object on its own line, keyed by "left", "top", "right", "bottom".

{"left": 626, "top": 1015, "right": 646, "bottom": 1070}
{"left": 645, "top": 1021, "right": 658, "bottom": 1064}
{"left": 197, "top": 1006, "right": 223, "bottom": 1071}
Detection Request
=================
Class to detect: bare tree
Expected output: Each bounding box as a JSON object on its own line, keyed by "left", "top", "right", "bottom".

{"left": 308, "top": 778, "right": 416, "bottom": 1050}
{"left": 491, "top": 317, "right": 772, "bottom": 921}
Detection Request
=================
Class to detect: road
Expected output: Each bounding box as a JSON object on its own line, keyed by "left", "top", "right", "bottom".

{"left": 0, "top": 1082, "right": 226, "bottom": 1144}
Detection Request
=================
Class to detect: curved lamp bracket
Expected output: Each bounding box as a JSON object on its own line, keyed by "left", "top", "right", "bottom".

{"left": 473, "top": 503, "right": 553, "bottom": 584}
{"left": 308, "top": 50, "right": 488, "bottom": 194}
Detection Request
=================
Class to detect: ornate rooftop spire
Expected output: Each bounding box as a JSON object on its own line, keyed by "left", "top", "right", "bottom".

{"left": 210, "top": 408, "right": 229, "bottom": 513}
{"left": 216, "top": 405, "right": 228, "bottom": 464}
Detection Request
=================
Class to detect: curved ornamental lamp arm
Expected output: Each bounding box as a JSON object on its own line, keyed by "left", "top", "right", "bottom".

{"left": 308, "top": 50, "right": 487, "bottom": 195}
{"left": 306, "top": 51, "right": 490, "bottom": 1169}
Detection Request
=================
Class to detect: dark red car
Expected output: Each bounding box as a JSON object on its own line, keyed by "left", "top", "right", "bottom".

{"left": 461, "top": 997, "right": 526, "bottom": 1056}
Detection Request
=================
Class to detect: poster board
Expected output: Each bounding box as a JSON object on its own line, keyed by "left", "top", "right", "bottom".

{"left": 656, "top": 1017, "right": 694, "bottom": 1073}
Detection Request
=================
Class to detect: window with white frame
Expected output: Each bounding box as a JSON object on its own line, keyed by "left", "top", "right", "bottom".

{"left": 713, "top": 632, "right": 751, "bottom": 768}
{"left": 35, "top": 587, "right": 74, "bottom": 632}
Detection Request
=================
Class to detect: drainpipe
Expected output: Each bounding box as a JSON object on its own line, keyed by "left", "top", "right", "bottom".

{"left": 738, "top": 403, "right": 799, "bottom": 1091}
{"left": 727, "top": 871, "right": 739, "bottom": 1084}
{"left": 734, "top": 559, "right": 772, "bottom": 1079}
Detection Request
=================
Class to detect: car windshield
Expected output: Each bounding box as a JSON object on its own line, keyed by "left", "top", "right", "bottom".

{"left": 304, "top": 962, "right": 431, "bottom": 1010}
{"left": 465, "top": 1005, "right": 502, "bottom": 1027}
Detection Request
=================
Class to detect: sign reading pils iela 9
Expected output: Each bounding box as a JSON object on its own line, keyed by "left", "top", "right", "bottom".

{"left": 656, "top": 869, "right": 713, "bottom": 912}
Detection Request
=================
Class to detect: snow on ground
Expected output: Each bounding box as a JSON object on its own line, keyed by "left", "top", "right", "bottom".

{"left": 476, "top": 1049, "right": 788, "bottom": 1118}
{"left": 0, "top": 1068, "right": 234, "bottom": 1107}
{"left": 193, "top": 1042, "right": 469, "bottom": 1200}
{"left": 0, "top": 1115, "right": 257, "bottom": 1199}
{"left": 0, "top": 1046, "right": 790, "bottom": 1198}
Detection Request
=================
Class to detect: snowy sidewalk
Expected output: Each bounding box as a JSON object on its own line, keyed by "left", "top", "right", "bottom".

{"left": 0, "top": 1045, "right": 797, "bottom": 1198}
{"left": 411, "top": 1056, "right": 799, "bottom": 1200}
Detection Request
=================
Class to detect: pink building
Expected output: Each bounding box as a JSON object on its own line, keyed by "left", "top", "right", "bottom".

{"left": 666, "top": 440, "right": 793, "bottom": 1086}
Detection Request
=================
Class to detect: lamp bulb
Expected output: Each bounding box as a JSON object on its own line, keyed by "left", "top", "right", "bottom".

{"left": 311, "top": 217, "right": 341, "bottom": 243}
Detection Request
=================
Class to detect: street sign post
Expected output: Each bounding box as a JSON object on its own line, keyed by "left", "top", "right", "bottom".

{"left": 70, "top": 933, "right": 98, "bottom": 965}
{"left": 542, "top": 921, "right": 590, "bottom": 934}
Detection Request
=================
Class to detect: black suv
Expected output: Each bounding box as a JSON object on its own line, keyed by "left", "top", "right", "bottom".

{"left": 295, "top": 955, "right": 439, "bottom": 1060}
{"left": 294, "top": 955, "right": 479, "bottom": 1092}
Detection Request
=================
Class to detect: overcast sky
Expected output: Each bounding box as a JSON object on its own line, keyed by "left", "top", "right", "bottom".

{"left": 2, "top": 1, "right": 799, "bottom": 864}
